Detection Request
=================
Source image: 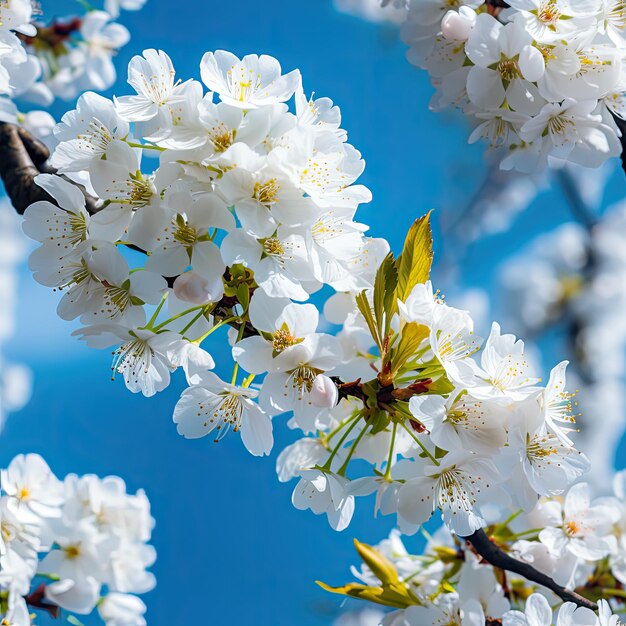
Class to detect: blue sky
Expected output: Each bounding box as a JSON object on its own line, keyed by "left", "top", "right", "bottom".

{"left": 2, "top": 1, "right": 626, "bottom": 624}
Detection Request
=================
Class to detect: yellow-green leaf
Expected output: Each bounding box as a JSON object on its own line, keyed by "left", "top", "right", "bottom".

{"left": 373, "top": 252, "right": 398, "bottom": 338}
{"left": 396, "top": 212, "right": 434, "bottom": 302}
{"left": 354, "top": 539, "right": 399, "bottom": 586}
{"left": 356, "top": 290, "right": 381, "bottom": 349}
{"left": 316, "top": 581, "right": 418, "bottom": 609}
{"left": 392, "top": 322, "right": 429, "bottom": 376}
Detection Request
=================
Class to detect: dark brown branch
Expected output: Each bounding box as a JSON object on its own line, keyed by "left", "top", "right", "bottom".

{"left": 0, "top": 122, "right": 98, "bottom": 214}
{"left": 611, "top": 113, "right": 626, "bottom": 179}
{"left": 24, "top": 583, "right": 61, "bottom": 619}
{"left": 463, "top": 530, "right": 597, "bottom": 610}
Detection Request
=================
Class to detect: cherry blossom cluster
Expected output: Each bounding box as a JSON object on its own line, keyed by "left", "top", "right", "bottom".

{"left": 324, "top": 474, "right": 626, "bottom": 625}
{"left": 21, "top": 48, "right": 590, "bottom": 539}
{"left": 0, "top": 0, "right": 146, "bottom": 145}
{"left": 497, "top": 199, "right": 626, "bottom": 488}
{"left": 22, "top": 47, "right": 386, "bottom": 455}
{"left": 344, "top": 0, "right": 626, "bottom": 172}
{"left": 277, "top": 273, "right": 589, "bottom": 535}
{"left": 0, "top": 453, "right": 155, "bottom": 626}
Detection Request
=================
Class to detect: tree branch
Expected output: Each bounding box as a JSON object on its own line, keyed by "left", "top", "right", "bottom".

{"left": 612, "top": 113, "right": 626, "bottom": 179}
{"left": 0, "top": 122, "right": 98, "bottom": 214}
{"left": 463, "top": 530, "right": 597, "bottom": 610}
{"left": 24, "top": 583, "right": 61, "bottom": 619}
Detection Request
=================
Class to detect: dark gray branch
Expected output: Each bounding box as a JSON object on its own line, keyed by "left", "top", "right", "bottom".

{"left": 612, "top": 114, "right": 626, "bottom": 179}
{"left": 0, "top": 122, "right": 98, "bottom": 214}
{"left": 463, "top": 530, "right": 597, "bottom": 610}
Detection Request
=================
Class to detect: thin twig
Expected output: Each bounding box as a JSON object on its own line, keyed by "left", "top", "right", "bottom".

{"left": 463, "top": 530, "right": 597, "bottom": 610}
{"left": 611, "top": 113, "right": 626, "bottom": 179}
{"left": 24, "top": 583, "right": 61, "bottom": 619}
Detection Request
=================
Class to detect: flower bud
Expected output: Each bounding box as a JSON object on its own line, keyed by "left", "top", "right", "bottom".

{"left": 173, "top": 271, "right": 224, "bottom": 305}
{"left": 441, "top": 7, "right": 475, "bottom": 42}
{"left": 310, "top": 374, "right": 338, "bottom": 408}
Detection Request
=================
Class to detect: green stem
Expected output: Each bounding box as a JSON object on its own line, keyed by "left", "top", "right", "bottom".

{"left": 337, "top": 420, "right": 370, "bottom": 476}
{"left": 193, "top": 316, "right": 238, "bottom": 344}
{"left": 501, "top": 509, "right": 523, "bottom": 527}
{"left": 144, "top": 293, "right": 168, "bottom": 329}
{"left": 323, "top": 413, "right": 362, "bottom": 470}
{"left": 384, "top": 422, "right": 398, "bottom": 480}
{"left": 180, "top": 310, "right": 206, "bottom": 336}
{"left": 151, "top": 305, "right": 206, "bottom": 332}
{"left": 511, "top": 528, "right": 543, "bottom": 539}
{"left": 400, "top": 421, "right": 440, "bottom": 466}
{"left": 126, "top": 141, "right": 165, "bottom": 152}
{"left": 402, "top": 559, "right": 438, "bottom": 584}
{"left": 324, "top": 411, "right": 359, "bottom": 444}
{"left": 231, "top": 323, "right": 246, "bottom": 386}
{"left": 242, "top": 374, "right": 256, "bottom": 388}
{"left": 231, "top": 362, "right": 239, "bottom": 386}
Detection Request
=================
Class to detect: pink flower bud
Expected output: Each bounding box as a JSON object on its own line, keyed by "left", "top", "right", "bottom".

{"left": 173, "top": 272, "right": 224, "bottom": 305}
{"left": 441, "top": 7, "right": 475, "bottom": 42}
{"left": 310, "top": 374, "right": 338, "bottom": 408}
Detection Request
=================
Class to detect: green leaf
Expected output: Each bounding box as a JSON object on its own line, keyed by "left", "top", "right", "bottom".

{"left": 356, "top": 290, "right": 381, "bottom": 349}
{"left": 316, "top": 581, "right": 416, "bottom": 609}
{"left": 316, "top": 539, "right": 423, "bottom": 610}
{"left": 373, "top": 252, "right": 398, "bottom": 338}
{"left": 368, "top": 409, "right": 391, "bottom": 435}
{"left": 68, "top": 616, "right": 86, "bottom": 626}
{"left": 425, "top": 373, "right": 455, "bottom": 396}
{"left": 235, "top": 283, "right": 250, "bottom": 313}
{"left": 396, "top": 212, "right": 434, "bottom": 302}
{"left": 392, "top": 322, "right": 429, "bottom": 376}
{"left": 354, "top": 539, "right": 400, "bottom": 586}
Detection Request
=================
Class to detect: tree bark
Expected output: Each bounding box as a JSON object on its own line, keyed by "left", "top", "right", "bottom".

{"left": 463, "top": 529, "right": 597, "bottom": 610}
{"left": 0, "top": 122, "right": 98, "bottom": 214}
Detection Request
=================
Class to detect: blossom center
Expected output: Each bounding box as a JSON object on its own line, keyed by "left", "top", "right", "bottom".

{"left": 272, "top": 327, "right": 299, "bottom": 352}
{"left": 289, "top": 365, "right": 319, "bottom": 395}
{"left": 435, "top": 467, "right": 478, "bottom": 513}
{"left": 437, "top": 330, "right": 479, "bottom": 362}
{"left": 254, "top": 178, "right": 280, "bottom": 204}
{"left": 103, "top": 284, "right": 132, "bottom": 316}
{"left": 128, "top": 176, "right": 154, "bottom": 206}
{"left": 112, "top": 338, "right": 151, "bottom": 378}
{"left": 68, "top": 212, "right": 88, "bottom": 243}
{"left": 77, "top": 118, "right": 114, "bottom": 153}
{"left": 547, "top": 113, "right": 575, "bottom": 136}
{"left": 496, "top": 57, "right": 521, "bottom": 82}
{"left": 139, "top": 69, "right": 175, "bottom": 106}
{"left": 263, "top": 237, "right": 284, "bottom": 257}
{"left": 172, "top": 218, "right": 198, "bottom": 245}
{"left": 65, "top": 544, "right": 81, "bottom": 559}
{"left": 210, "top": 126, "right": 235, "bottom": 152}
{"left": 447, "top": 409, "right": 470, "bottom": 426}
{"left": 537, "top": 0, "right": 561, "bottom": 25}
{"left": 1, "top": 521, "right": 11, "bottom": 544}
{"left": 311, "top": 213, "right": 344, "bottom": 243}
{"left": 216, "top": 394, "right": 244, "bottom": 430}
{"left": 526, "top": 434, "right": 560, "bottom": 468}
